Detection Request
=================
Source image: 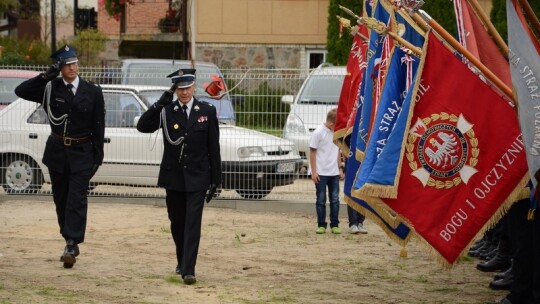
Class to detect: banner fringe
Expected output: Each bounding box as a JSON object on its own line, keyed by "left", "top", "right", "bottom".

{"left": 345, "top": 195, "right": 412, "bottom": 247}
{"left": 358, "top": 183, "right": 399, "bottom": 199}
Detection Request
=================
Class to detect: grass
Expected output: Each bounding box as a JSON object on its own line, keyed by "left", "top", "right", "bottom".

{"left": 165, "top": 275, "right": 182, "bottom": 284}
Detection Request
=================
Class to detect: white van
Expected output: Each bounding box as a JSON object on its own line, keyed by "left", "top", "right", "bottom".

{"left": 281, "top": 64, "right": 346, "bottom": 173}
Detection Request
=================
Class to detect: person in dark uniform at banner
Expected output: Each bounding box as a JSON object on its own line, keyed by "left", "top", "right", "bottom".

{"left": 14, "top": 45, "right": 105, "bottom": 269}
{"left": 487, "top": 181, "right": 540, "bottom": 304}
{"left": 136, "top": 68, "right": 221, "bottom": 285}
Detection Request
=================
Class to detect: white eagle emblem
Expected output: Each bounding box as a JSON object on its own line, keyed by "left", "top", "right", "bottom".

{"left": 408, "top": 113, "right": 479, "bottom": 188}
{"left": 425, "top": 132, "right": 459, "bottom": 169}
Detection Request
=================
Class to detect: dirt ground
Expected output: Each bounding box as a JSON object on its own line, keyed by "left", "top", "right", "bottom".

{"left": 0, "top": 198, "right": 506, "bottom": 304}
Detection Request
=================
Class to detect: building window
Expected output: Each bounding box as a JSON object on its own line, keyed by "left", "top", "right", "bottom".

{"left": 307, "top": 50, "right": 327, "bottom": 69}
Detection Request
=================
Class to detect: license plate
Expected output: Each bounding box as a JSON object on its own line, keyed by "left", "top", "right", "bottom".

{"left": 276, "top": 162, "right": 295, "bottom": 173}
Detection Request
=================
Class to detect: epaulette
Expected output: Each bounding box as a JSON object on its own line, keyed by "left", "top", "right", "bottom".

{"left": 87, "top": 80, "right": 101, "bottom": 88}
{"left": 199, "top": 100, "right": 214, "bottom": 107}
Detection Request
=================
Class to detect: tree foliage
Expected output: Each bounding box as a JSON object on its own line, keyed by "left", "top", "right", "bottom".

{"left": 0, "top": 0, "right": 19, "bottom": 13}
{"left": 326, "top": 0, "right": 458, "bottom": 66}
{"left": 0, "top": 36, "right": 50, "bottom": 65}
{"left": 70, "top": 29, "right": 107, "bottom": 66}
{"left": 491, "top": 0, "right": 540, "bottom": 43}
{"left": 326, "top": 0, "right": 363, "bottom": 65}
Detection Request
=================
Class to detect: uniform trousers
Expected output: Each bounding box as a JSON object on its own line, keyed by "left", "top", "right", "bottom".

{"left": 507, "top": 198, "right": 535, "bottom": 304}
{"left": 533, "top": 205, "right": 540, "bottom": 304}
{"left": 49, "top": 164, "right": 92, "bottom": 244}
{"left": 165, "top": 189, "right": 206, "bottom": 277}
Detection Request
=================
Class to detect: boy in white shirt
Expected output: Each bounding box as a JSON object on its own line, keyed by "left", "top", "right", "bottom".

{"left": 309, "top": 108, "right": 344, "bottom": 234}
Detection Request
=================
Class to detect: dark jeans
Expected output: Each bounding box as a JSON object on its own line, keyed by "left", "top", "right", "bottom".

{"left": 315, "top": 175, "right": 340, "bottom": 228}
{"left": 347, "top": 205, "right": 365, "bottom": 227}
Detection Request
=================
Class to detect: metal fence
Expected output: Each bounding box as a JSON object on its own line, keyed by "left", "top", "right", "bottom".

{"left": 0, "top": 64, "right": 345, "bottom": 201}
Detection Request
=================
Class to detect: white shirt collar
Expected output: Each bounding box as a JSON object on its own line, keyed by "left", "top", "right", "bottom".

{"left": 180, "top": 98, "right": 194, "bottom": 115}
{"left": 63, "top": 76, "right": 80, "bottom": 93}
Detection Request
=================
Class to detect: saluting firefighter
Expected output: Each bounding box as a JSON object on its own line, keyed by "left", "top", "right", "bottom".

{"left": 14, "top": 45, "right": 105, "bottom": 268}
{"left": 137, "top": 68, "right": 221, "bottom": 285}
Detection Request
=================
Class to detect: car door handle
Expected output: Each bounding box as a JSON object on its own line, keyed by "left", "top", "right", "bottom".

{"left": 104, "top": 138, "right": 111, "bottom": 143}
{"left": 29, "top": 133, "right": 38, "bottom": 139}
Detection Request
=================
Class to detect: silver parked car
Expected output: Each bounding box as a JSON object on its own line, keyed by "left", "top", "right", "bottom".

{"left": 281, "top": 64, "right": 346, "bottom": 173}
{"left": 0, "top": 84, "right": 301, "bottom": 199}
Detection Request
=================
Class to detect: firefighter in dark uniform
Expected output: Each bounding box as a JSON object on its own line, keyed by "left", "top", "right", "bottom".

{"left": 136, "top": 68, "right": 221, "bottom": 285}
{"left": 14, "top": 45, "right": 105, "bottom": 269}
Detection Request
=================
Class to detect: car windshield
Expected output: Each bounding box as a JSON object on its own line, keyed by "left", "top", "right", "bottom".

{"left": 298, "top": 74, "right": 345, "bottom": 105}
{"left": 0, "top": 78, "right": 27, "bottom": 105}
{"left": 122, "top": 63, "right": 230, "bottom": 100}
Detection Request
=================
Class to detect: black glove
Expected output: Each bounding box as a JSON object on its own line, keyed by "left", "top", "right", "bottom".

{"left": 154, "top": 84, "right": 177, "bottom": 109}
{"left": 205, "top": 184, "right": 218, "bottom": 203}
{"left": 43, "top": 58, "right": 65, "bottom": 80}
{"left": 91, "top": 164, "right": 100, "bottom": 177}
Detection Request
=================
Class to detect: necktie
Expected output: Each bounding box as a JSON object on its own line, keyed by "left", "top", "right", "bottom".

{"left": 66, "top": 83, "right": 75, "bottom": 97}
{"left": 181, "top": 104, "right": 188, "bottom": 124}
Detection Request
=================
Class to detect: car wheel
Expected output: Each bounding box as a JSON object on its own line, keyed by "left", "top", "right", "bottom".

{"left": 2, "top": 155, "right": 43, "bottom": 194}
{"left": 236, "top": 188, "right": 272, "bottom": 200}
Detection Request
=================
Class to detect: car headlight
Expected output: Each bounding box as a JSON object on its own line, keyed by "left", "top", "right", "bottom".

{"left": 237, "top": 146, "right": 265, "bottom": 158}
{"left": 283, "top": 114, "right": 307, "bottom": 137}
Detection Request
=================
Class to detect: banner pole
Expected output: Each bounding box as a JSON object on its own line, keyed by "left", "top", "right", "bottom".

{"left": 517, "top": 0, "right": 540, "bottom": 36}
{"left": 466, "top": 0, "right": 509, "bottom": 56}
{"left": 412, "top": 10, "right": 515, "bottom": 103}
{"left": 359, "top": 17, "right": 423, "bottom": 56}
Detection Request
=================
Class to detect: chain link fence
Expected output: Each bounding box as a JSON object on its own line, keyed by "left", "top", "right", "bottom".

{"left": 0, "top": 64, "right": 344, "bottom": 201}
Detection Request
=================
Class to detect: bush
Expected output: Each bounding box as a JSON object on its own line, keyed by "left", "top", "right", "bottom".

{"left": 233, "top": 81, "right": 290, "bottom": 132}
{"left": 0, "top": 37, "right": 50, "bottom": 65}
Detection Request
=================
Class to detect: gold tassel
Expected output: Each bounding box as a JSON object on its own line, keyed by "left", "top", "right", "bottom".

{"left": 400, "top": 246, "right": 408, "bottom": 257}
{"left": 528, "top": 209, "right": 535, "bottom": 221}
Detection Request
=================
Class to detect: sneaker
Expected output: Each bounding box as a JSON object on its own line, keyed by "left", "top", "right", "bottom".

{"left": 316, "top": 227, "right": 326, "bottom": 234}
{"left": 331, "top": 227, "right": 341, "bottom": 234}
{"left": 349, "top": 225, "right": 360, "bottom": 234}
{"left": 357, "top": 223, "right": 368, "bottom": 234}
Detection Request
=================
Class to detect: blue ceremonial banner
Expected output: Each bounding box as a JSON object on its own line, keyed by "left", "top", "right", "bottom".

{"left": 354, "top": 0, "right": 392, "bottom": 161}
{"left": 353, "top": 47, "right": 420, "bottom": 197}
{"left": 507, "top": 0, "right": 540, "bottom": 188}
{"left": 352, "top": 12, "right": 425, "bottom": 199}
{"left": 342, "top": 0, "right": 412, "bottom": 245}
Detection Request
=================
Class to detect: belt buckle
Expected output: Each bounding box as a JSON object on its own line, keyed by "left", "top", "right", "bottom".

{"left": 63, "top": 137, "right": 72, "bottom": 146}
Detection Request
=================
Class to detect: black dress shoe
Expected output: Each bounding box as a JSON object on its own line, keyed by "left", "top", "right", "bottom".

{"left": 175, "top": 266, "right": 181, "bottom": 275}
{"left": 183, "top": 275, "right": 196, "bottom": 285}
{"left": 60, "top": 239, "right": 77, "bottom": 268}
{"left": 476, "top": 253, "right": 511, "bottom": 272}
{"left": 472, "top": 240, "right": 496, "bottom": 258}
{"left": 494, "top": 260, "right": 513, "bottom": 280}
{"left": 489, "top": 274, "right": 514, "bottom": 290}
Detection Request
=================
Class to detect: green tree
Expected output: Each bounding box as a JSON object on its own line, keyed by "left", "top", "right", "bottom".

{"left": 421, "top": 0, "right": 457, "bottom": 36}
{"left": 0, "top": 0, "right": 18, "bottom": 12}
{"left": 326, "top": 0, "right": 363, "bottom": 65}
{"left": 326, "top": 0, "right": 457, "bottom": 66}
{"left": 70, "top": 29, "right": 107, "bottom": 66}
{"left": 0, "top": 36, "right": 50, "bottom": 65}
{"left": 491, "top": 0, "right": 540, "bottom": 43}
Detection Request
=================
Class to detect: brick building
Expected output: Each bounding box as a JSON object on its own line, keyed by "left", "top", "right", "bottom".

{"left": 95, "top": 0, "right": 493, "bottom": 68}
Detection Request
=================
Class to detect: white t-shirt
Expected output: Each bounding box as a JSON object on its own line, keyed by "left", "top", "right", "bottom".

{"left": 309, "top": 124, "right": 339, "bottom": 176}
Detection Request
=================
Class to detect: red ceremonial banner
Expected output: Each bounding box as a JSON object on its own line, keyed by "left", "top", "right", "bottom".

{"left": 454, "top": 0, "right": 511, "bottom": 87}
{"left": 379, "top": 32, "right": 529, "bottom": 265}
{"left": 334, "top": 24, "right": 369, "bottom": 152}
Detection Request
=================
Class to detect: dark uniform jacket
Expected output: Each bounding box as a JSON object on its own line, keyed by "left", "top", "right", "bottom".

{"left": 137, "top": 98, "right": 221, "bottom": 192}
{"left": 14, "top": 75, "right": 105, "bottom": 173}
